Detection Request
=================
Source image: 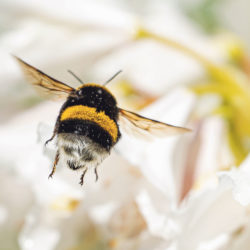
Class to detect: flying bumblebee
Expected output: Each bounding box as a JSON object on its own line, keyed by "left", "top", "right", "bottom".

{"left": 15, "top": 57, "right": 190, "bottom": 185}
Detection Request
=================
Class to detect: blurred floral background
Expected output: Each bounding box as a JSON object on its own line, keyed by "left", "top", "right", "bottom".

{"left": 1, "top": 0, "right": 250, "bottom": 249}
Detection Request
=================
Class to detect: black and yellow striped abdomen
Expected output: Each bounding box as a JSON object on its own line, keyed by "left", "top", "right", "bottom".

{"left": 57, "top": 84, "right": 120, "bottom": 151}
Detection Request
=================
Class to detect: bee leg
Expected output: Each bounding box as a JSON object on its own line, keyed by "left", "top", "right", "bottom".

{"left": 45, "top": 119, "right": 59, "bottom": 146}
{"left": 79, "top": 169, "right": 88, "bottom": 186}
{"left": 48, "top": 151, "right": 59, "bottom": 179}
{"left": 45, "top": 134, "right": 56, "bottom": 146}
{"left": 94, "top": 167, "right": 99, "bottom": 182}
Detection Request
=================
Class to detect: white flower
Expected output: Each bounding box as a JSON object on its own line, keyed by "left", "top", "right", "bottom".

{"left": 219, "top": 155, "right": 250, "bottom": 206}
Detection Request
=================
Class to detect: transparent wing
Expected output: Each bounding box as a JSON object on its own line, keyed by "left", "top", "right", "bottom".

{"left": 15, "top": 56, "right": 75, "bottom": 100}
{"left": 118, "top": 108, "right": 191, "bottom": 140}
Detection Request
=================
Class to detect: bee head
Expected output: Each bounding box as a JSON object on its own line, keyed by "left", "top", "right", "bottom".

{"left": 72, "top": 83, "right": 117, "bottom": 105}
{"left": 66, "top": 83, "right": 118, "bottom": 120}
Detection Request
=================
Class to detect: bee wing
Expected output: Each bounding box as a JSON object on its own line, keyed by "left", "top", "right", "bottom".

{"left": 15, "top": 56, "right": 75, "bottom": 100}
{"left": 118, "top": 108, "right": 191, "bottom": 140}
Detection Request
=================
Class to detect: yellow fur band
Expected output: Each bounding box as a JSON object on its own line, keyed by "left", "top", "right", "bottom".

{"left": 60, "top": 105, "right": 118, "bottom": 142}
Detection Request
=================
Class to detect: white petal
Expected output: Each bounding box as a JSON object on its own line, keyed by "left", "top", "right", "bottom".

{"left": 219, "top": 155, "right": 250, "bottom": 206}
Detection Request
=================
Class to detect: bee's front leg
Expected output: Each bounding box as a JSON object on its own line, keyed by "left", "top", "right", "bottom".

{"left": 45, "top": 118, "right": 59, "bottom": 146}
{"left": 48, "top": 151, "right": 59, "bottom": 179}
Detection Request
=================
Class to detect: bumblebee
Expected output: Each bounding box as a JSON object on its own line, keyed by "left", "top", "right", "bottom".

{"left": 15, "top": 57, "right": 190, "bottom": 185}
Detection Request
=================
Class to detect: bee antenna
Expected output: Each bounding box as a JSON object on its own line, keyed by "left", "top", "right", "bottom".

{"left": 67, "top": 70, "right": 84, "bottom": 84}
{"left": 103, "top": 70, "right": 122, "bottom": 86}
